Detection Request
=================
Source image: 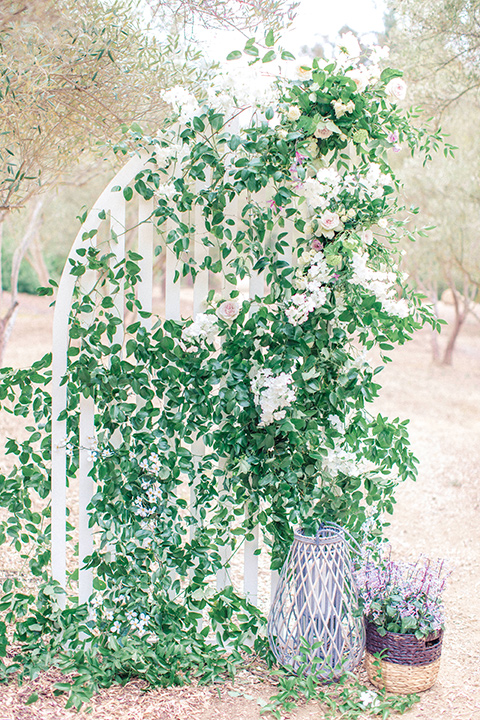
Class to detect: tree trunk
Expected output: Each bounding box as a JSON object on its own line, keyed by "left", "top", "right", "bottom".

{"left": 423, "top": 280, "right": 441, "bottom": 364}
{"left": 442, "top": 309, "right": 464, "bottom": 365}
{"left": 441, "top": 272, "right": 471, "bottom": 366}
{"left": 0, "top": 220, "right": 3, "bottom": 304}
{"left": 26, "top": 235, "right": 50, "bottom": 287}
{"left": 0, "top": 197, "right": 45, "bottom": 365}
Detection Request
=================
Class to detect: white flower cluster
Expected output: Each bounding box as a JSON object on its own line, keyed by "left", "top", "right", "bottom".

{"left": 153, "top": 132, "right": 183, "bottom": 168}
{"left": 334, "top": 32, "right": 389, "bottom": 86}
{"left": 323, "top": 439, "right": 364, "bottom": 479}
{"left": 183, "top": 313, "right": 217, "bottom": 345}
{"left": 125, "top": 610, "right": 150, "bottom": 637}
{"left": 133, "top": 497, "right": 155, "bottom": 518}
{"left": 349, "top": 251, "right": 411, "bottom": 318}
{"left": 332, "top": 98, "right": 355, "bottom": 118}
{"left": 301, "top": 168, "right": 341, "bottom": 211}
{"left": 251, "top": 368, "right": 296, "bottom": 426}
{"left": 358, "top": 163, "right": 391, "bottom": 201}
{"left": 132, "top": 456, "right": 165, "bottom": 518}
{"left": 54, "top": 436, "right": 74, "bottom": 457}
{"left": 155, "top": 182, "right": 177, "bottom": 200}
{"left": 286, "top": 254, "right": 333, "bottom": 325}
{"left": 300, "top": 164, "right": 389, "bottom": 223}
{"left": 207, "top": 65, "right": 279, "bottom": 117}
{"left": 139, "top": 453, "right": 163, "bottom": 476}
{"left": 162, "top": 86, "right": 200, "bottom": 123}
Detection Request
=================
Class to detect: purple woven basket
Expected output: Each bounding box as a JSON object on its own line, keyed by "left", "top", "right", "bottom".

{"left": 366, "top": 623, "right": 443, "bottom": 666}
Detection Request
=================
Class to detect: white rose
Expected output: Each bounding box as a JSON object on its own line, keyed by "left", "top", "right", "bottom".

{"left": 217, "top": 300, "right": 241, "bottom": 322}
{"left": 337, "top": 31, "right": 361, "bottom": 59}
{"left": 287, "top": 106, "right": 301, "bottom": 122}
{"left": 317, "top": 210, "right": 343, "bottom": 238}
{"left": 360, "top": 229, "right": 373, "bottom": 245}
{"left": 332, "top": 100, "right": 348, "bottom": 119}
{"left": 346, "top": 68, "right": 369, "bottom": 93}
{"left": 385, "top": 78, "right": 407, "bottom": 101}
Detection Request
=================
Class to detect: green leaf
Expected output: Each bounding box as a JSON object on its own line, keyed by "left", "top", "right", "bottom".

{"left": 26, "top": 693, "right": 39, "bottom": 705}
{"left": 265, "top": 29, "right": 275, "bottom": 47}
{"left": 226, "top": 50, "right": 242, "bottom": 61}
{"left": 262, "top": 50, "right": 276, "bottom": 63}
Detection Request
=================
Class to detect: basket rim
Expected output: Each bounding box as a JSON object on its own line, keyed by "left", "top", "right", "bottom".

{"left": 294, "top": 526, "right": 344, "bottom": 545}
{"left": 366, "top": 622, "right": 444, "bottom": 643}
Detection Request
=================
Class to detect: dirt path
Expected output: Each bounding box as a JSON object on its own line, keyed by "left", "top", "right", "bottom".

{"left": 0, "top": 296, "right": 479, "bottom": 719}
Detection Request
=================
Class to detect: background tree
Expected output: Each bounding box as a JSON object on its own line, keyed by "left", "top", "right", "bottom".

{"left": 387, "top": 0, "right": 480, "bottom": 363}
{"left": 0, "top": 0, "right": 296, "bottom": 364}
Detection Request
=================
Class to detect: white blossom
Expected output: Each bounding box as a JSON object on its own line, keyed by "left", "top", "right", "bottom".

{"left": 286, "top": 254, "right": 333, "bottom": 325}
{"left": 162, "top": 86, "right": 200, "bottom": 123}
{"left": 349, "top": 251, "right": 412, "bottom": 318}
{"left": 251, "top": 369, "right": 296, "bottom": 426}
{"left": 183, "top": 313, "right": 217, "bottom": 344}
{"left": 207, "top": 65, "right": 279, "bottom": 116}
{"left": 287, "top": 105, "right": 301, "bottom": 121}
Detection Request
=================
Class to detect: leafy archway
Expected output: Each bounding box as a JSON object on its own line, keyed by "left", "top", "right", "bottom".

{"left": 0, "top": 38, "right": 445, "bottom": 708}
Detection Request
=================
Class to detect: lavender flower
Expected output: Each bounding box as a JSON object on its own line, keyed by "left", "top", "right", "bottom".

{"left": 355, "top": 555, "right": 450, "bottom": 638}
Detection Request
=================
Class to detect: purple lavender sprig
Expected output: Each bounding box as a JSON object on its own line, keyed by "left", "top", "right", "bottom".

{"left": 355, "top": 555, "right": 450, "bottom": 639}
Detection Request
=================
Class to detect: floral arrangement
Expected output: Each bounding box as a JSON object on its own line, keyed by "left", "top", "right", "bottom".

{"left": 0, "top": 29, "right": 451, "bottom": 709}
{"left": 355, "top": 555, "right": 450, "bottom": 639}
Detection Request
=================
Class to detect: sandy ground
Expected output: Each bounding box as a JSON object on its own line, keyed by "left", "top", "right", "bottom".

{"left": 0, "top": 294, "right": 479, "bottom": 719}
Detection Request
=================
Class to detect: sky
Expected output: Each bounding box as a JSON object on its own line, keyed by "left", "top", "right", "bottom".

{"left": 199, "top": 0, "right": 387, "bottom": 62}
{"left": 285, "top": 0, "right": 386, "bottom": 50}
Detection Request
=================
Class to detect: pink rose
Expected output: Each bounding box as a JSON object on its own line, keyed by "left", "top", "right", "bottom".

{"left": 360, "top": 229, "right": 373, "bottom": 245}
{"left": 385, "top": 78, "right": 407, "bottom": 101}
{"left": 314, "top": 124, "right": 333, "bottom": 140}
{"left": 311, "top": 238, "right": 323, "bottom": 251}
{"left": 217, "top": 300, "right": 240, "bottom": 322}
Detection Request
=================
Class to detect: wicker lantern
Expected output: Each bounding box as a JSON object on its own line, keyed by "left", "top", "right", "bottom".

{"left": 268, "top": 524, "right": 365, "bottom": 679}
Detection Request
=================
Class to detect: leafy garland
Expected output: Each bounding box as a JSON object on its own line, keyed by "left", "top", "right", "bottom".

{"left": 0, "top": 37, "right": 446, "bottom": 710}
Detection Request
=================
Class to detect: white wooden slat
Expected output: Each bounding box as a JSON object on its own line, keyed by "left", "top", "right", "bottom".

{"left": 52, "top": 212, "right": 102, "bottom": 603}
{"left": 243, "top": 221, "right": 265, "bottom": 605}
{"left": 244, "top": 524, "right": 259, "bottom": 606}
{"left": 216, "top": 544, "right": 230, "bottom": 592}
{"left": 193, "top": 179, "right": 209, "bottom": 317}
{"left": 164, "top": 222, "right": 181, "bottom": 321}
{"left": 77, "top": 262, "right": 97, "bottom": 605}
{"left": 79, "top": 395, "right": 95, "bottom": 604}
{"left": 52, "top": 157, "right": 147, "bottom": 595}
{"left": 137, "top": 197, "right": 154, "bottom": 330}
{"left": 109, "top": 194, "right": 126, "bottom": 350}
{"left": 223, "top": 193, "right": 240, "bottom": 296}
{"left": 216, "top": 456, "right": 230, "bottom": 592}
{"left": 270, "top": 569, "right": 279, "bottom": 605}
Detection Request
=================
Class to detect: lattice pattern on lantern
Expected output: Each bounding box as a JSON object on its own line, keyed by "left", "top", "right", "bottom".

{"left": 268, "top": 524, "right": 365, "bottom": 679}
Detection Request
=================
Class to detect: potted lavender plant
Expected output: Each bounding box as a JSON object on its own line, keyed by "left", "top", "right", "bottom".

{"left": 355, "top": 556, "right": 450, "bottom": 694}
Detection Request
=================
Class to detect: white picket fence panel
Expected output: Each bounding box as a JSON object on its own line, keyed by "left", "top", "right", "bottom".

{"left": 51, "top": 148, "right": 289, "bottom": 610}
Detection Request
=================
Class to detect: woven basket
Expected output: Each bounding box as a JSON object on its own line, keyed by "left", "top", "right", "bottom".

{"left": 365, "top": 623, "right": 443, "bottom": 694}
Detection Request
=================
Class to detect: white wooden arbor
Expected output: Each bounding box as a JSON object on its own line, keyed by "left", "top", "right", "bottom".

{"left": 51, "top": 146, "right": 293, "bottom": 611}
